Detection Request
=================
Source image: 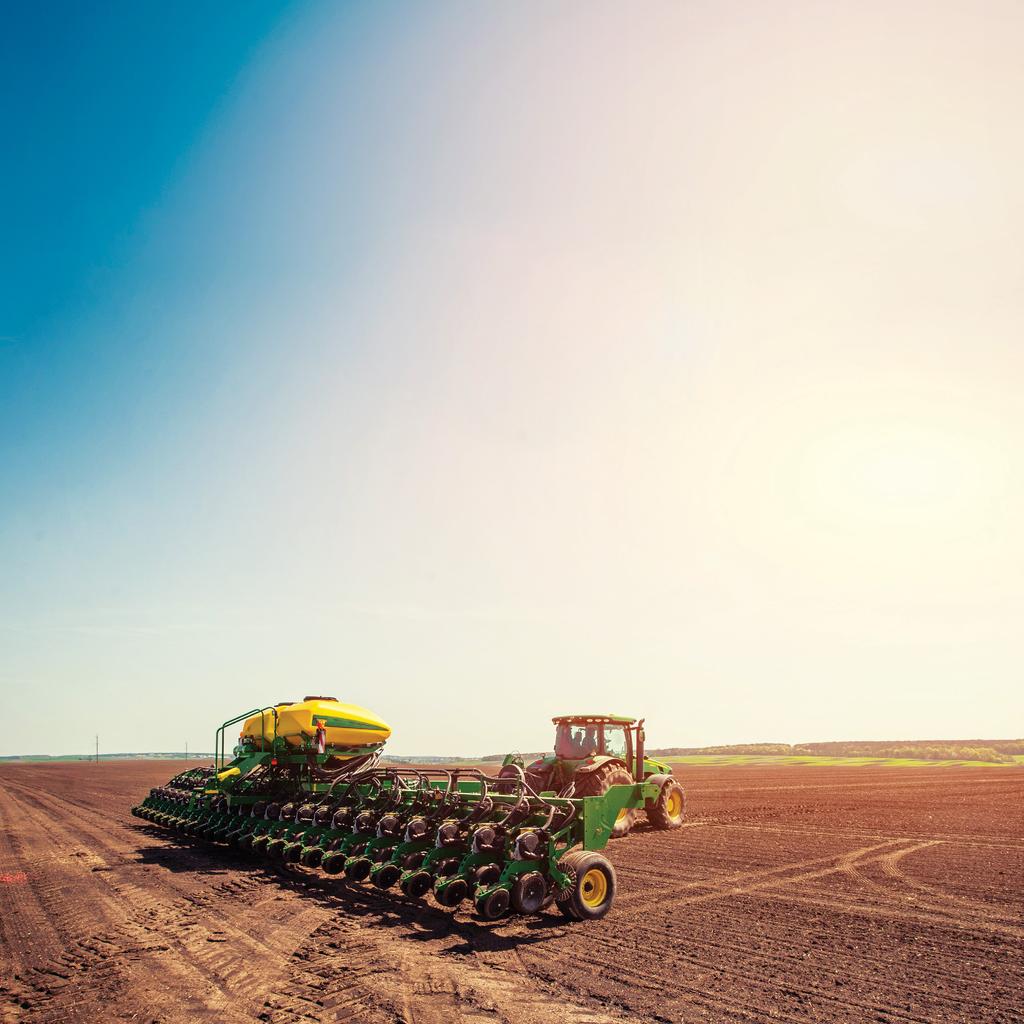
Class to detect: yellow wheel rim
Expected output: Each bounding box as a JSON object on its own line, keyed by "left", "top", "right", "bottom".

{"left": 666, "top": 790, "right": 682, "bottom": 817}
{"left": 616, "top": 807, "right": 628, "bottom": 822}
{"left": 580, "top": 867, "right": 609, "bottom": 909}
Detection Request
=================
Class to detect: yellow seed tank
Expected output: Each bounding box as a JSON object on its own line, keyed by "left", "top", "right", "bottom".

{"left": 240, "top": 697, "right": 391, "bottom": 750}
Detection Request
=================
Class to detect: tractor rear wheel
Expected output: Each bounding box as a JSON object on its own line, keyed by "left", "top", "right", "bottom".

{"left": 555, "top": 850, "right": 616, "bottom": 921}
{"left": 572, "top": 765, "right": 636, "bottom": 837}
{"left": 495, "top": 764, "right": 520, "bottom": 795}
{"left": 497, "top": 764, "right": 549, "bottom": 796}
{"left": 647, "top": 777, "right": 686, "bottom": 829}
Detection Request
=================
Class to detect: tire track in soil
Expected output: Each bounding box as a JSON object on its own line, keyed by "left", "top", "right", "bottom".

{"left": 3, "top": 777, "right": 628, "bottom": 1024}
{"left": 261, "top": 895, "right": 631, "bottom": 1024}
{"left": 549, "top": 943, "right": 940, "bottom": 1024}
{"left": 518, "top": 938, "right": 813, "bottom": 1024}
{"left": 0, "top": 778, "right": 329, "bottom": 1023}
{"left": 617, "top": 834, "right": 1024, "bottom": 941}
{"left": 633, "top": 839, "right": 914, "bottom": 909}
{"left": 876, "top": 844, "right": 1023, "bottom": 920}
{"left": 614, "top": 838, "right": 907, "bottom": 907}
{"left": 546, "top": 840, "right": 1020, "bottom": 1024}
{"left": 3, "top": 779, "right": 326, "bottom": 945}
{"left": 707, "top": 820, "right": 1024, "bottom": 852}
{"left": 747, "top": 885, "right": 1024, "bottom": 942}
{"left": 574, "top": 908, "right": 1010, "bottom": 1023}
{"left": 846, "top": 842, "right": 1024, "bottom": 930}
{"left": 689, "top": 837, "right": 1024, "bottom": 939}
{"left": 129, "top": 842, "right": 628, "bottom": 1022}
{"left": 0, "top": 798, "right": 203, "bottom": 1023}
{"left": 0, "top": 792, "right": 73, "bottom": 1024}
{"left": 630, "top": 896, "right": 1012, "bottom": 985}
{"left": 549, "top": 884, "right": 1015, "bottom": 1024}
{"left": 146, "top": 849, "right": 628, "bottom": 1024}
{"left": 0, "top": 781, "right": 216, "bottom": 1024}
{"left": 5, "top": 761, "right": 1023, "bottom": 1024}
{"left": 258, "top": 918, "right": 390, "bottom": 1024}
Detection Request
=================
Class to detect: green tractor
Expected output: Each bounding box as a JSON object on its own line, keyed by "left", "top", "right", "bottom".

{"left": 502, "top": 714, "right": 686, "bottom": 838}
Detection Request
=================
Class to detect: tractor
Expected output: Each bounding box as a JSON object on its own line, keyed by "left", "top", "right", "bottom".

{"left": 501, "top": 714, "right": 686, "bottom": 838}
{"left": 134, "top": 700, "right": 690, "bottom": 921}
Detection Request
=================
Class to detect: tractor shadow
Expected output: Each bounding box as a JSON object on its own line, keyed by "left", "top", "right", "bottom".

{"left": 132, "top": 823, "right": 571, "bottom": 951}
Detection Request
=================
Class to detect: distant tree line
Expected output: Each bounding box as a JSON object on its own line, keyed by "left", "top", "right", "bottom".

{"left": 408, "top": 740, "right": 1023, "bottom": 766}
{"left": 647, "top": 740, "right": 1023, "bottom": 763}
{"left": 648, "top": 743, "right": 793, "bottom": 756}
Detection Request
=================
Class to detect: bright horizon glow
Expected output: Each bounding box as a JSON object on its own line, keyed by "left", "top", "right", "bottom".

{"left": 1, "top": 2, "right": 1022, "bottom": 757}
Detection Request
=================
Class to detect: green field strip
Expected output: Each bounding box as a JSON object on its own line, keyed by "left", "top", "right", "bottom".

{"left": 661, "top": 754, "right": 1022, "bottom": 768}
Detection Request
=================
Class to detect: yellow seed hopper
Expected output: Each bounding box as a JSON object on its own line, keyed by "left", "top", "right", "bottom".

{"left": 240, "top": 696, "right": 391, "bottom": 749}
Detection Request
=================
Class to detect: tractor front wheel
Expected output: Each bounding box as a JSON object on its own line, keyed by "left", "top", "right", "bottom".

{"left": 573, "top": 765, "right": 636, "bottom": 838}
{"left": 647, "top": 777, "right": 686, "bottom": 830}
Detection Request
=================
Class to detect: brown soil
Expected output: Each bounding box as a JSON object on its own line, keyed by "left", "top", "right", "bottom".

{"left": 1, "top": 760, "right": 1022, "bottom": 1023}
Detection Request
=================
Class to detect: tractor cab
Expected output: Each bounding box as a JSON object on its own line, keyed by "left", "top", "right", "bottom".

{"left": 498, "top": 711, "right": 684, "bottom": 838}
{"left": 500, "top": 712, "right": 680, "bottom": 838}
{"left": 506, "top": 713, "right": 672, "bottom": 801}
{"left": 551, "top": 714, "right": 671, "bottom": 782}
{"left": 553, "top": 715, "right": 637, "bottom": 767}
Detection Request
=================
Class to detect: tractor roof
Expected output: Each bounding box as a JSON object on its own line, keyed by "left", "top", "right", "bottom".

{"left": 552, "top": 714, "right": 636, "bottom": 726}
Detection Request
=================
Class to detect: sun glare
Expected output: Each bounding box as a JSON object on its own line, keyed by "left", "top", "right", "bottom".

{"left": 800, "top": 419, "right": 1003, "bottom": 533}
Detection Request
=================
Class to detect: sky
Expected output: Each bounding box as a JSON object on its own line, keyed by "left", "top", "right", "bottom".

{"left": 1, "top": 1, "right": 1022, "bottom": 757}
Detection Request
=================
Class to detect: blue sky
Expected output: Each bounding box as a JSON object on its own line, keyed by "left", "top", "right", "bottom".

{"left": 2, "top": 2, "right": 1022, "bottom": 756}
{"left": 2, "top": 2, "right": 292, "bottom": 508}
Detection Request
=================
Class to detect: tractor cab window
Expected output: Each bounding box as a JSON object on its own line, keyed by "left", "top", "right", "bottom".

{"left": 579, "top": 727, "right": 599, "bottom": 757}
{"left": 555, "top": 723, "right": 600, "bottom": 758}
{"left": 554, "top": 723, "right": 576, "bottom": 758}
{"left": 603, "top": 724, "right": 628, "bottom": 759}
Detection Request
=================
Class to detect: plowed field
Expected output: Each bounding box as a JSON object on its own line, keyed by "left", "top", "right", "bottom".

{"left": 1, "top": 761, "right": 1021, "bottom": 1024}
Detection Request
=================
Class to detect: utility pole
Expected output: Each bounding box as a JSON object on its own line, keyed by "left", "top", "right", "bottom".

{"left": 185, "top": 740, "right": 188, "bottom": 761}
{"left": 95, "top": 735, "right": 99, "bottom": 764}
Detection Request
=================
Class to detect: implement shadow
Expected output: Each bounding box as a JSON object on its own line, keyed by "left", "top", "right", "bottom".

{"left": 131, "top": 822, "right": 571, "bottom": 952}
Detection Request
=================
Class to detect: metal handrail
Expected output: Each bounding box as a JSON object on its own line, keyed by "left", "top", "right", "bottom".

{"left": 215, "top": 706, "right": 279, "bottom": 772}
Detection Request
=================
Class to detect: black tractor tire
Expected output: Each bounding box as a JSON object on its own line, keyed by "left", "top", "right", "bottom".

{"left": 495, "top": 764, "right": 522, "bottom": 795}
{"left": 572, "top": 764, "right": 636, "bottom": 838}
{"left": 646, "top": 777, "right": 686, "bottom": 830}
{"left": 555, "top": 850, "right": 616, "bottom": 921}
{"left": 497, "top": 763, "right": 550, "bottom": 797}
